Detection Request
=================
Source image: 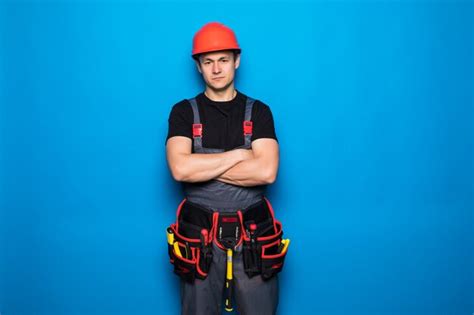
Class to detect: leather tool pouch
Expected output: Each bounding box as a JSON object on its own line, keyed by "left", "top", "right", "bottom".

{"left": 241, "top": 199, "right": 290, "bottom": 280}
{"left": 167, "top": 201, "right": 213, "bottom": 283}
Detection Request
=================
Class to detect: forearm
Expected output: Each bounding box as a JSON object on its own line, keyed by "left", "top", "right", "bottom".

{"left": 217, "top": 157, "right": 278, "bottom": 187}
{"left": 168, "top": 150, "right": 246, "bottom": 183}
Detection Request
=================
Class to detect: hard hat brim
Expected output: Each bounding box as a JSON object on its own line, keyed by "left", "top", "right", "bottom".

{"left": 192, "top": 48, "right": 241, "bottom": 59}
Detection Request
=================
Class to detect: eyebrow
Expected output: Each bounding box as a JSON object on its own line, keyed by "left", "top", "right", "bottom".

{"left": 202, "top": 56, "right": 230, "bottom": 62}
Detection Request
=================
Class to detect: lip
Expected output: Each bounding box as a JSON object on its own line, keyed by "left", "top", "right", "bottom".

{"left": 212, "top": 77, "right": 224, "bottom": 80}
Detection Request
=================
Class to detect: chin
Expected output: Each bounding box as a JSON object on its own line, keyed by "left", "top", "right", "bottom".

{"left": 209, "top": 81, "right": 232, "bottom": 91}
{"left": 208, "top": 81, "right": 231, "bottom": 91}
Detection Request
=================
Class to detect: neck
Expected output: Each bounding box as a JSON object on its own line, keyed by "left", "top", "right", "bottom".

{"left": 204, "top": 85, "right": 237, "bottom": 102}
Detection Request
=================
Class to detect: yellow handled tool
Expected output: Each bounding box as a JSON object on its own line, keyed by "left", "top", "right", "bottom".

{"left": 173, "top": 241, "right": 183, "bottom": 258}
{"left": 167, "top": 227, "right": 183, "bottom": 258}
{"left": 224, "top": 248, "right": 233, "bottom": 312}
{"left": 280, "top": 239, "right": 290, "bottom": 254}
{"left": 166, "top": 227, "right": 174, "bottom": 245}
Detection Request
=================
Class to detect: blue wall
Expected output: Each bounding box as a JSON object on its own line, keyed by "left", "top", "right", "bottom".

{"left": 1, "top": 0, "right": 473, "bottom": 314}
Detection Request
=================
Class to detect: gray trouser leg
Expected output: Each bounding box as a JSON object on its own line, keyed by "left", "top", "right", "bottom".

{"left": 180, "top": 242, "right": 226, "bottom": 315}
{"left": 233, "top": 246, "right": 279, "bottom": 315}
{"left": 180, "top": 243, "right": 279, "bottom": 315}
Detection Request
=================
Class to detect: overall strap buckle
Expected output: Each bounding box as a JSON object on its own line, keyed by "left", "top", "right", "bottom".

{"left": 243, "top": 121, "right": 253, "bottom": 136}
{"left": 193, "top": 124, "right": 203, "bottom": 138}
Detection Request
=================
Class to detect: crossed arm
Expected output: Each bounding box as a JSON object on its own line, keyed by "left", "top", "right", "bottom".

{"left": 166, "top": 136, "right": 279, "bottom": 187}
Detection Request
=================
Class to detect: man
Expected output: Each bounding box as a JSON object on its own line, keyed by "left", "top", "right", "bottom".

{"left": 166, "top": 22, "right": 287, "bottom": 315}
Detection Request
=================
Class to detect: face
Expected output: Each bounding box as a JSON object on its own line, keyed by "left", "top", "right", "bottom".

{"left": 196, "top": 50, "right": 240, "bottom": 92}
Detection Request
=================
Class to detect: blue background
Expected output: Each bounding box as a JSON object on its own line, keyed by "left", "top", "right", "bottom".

{"left": 1, "top": 0, "right": 473, "bottom": 314}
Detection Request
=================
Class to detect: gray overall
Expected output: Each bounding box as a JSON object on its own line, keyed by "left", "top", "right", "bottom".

{"left": 180, "top": 97, "right": 279, "bottom": 315}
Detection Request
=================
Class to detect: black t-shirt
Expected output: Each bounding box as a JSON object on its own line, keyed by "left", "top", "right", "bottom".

{"left": 166, "top": 91, "right": 277, "bottom": 151}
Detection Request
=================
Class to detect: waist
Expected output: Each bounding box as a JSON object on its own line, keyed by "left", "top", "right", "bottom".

{"left": 183, "top": 180, "right": 265, "bottom": 212}
{"left": 184, "top": 195, "right": 265, "bottom": 212}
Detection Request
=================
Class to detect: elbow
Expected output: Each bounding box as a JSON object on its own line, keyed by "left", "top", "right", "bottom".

{"left": 264, "top": 174, "right": 277, "bottom": 185}
{"left": 169, "top": 164, "right": 186, "bottom": 182}
{"left": 170, "top": 164, "right": 199, "bottom": 182}
{"left": 171, "top": 171, "right": 184, "bottom": 182}
{"left": 262, "top": 169, "right": 278, "bottom": 185}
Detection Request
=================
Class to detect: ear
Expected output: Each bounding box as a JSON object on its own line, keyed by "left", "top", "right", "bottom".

{"left": 195, "top": 59, "right": 202, "bottom": 74}
{"left": 234, "top": 54, "right": 241, "bottom": 70}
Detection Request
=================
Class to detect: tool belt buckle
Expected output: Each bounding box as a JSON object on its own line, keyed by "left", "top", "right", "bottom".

{"left": 217, "top": 213, "right": 241, "bottom": 249}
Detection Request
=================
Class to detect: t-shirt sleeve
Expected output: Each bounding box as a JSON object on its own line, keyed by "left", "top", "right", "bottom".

{"left": 166, "top": 100, "right": 193, "bottom": 144}
{"left": 251, "top": 101, "right": 278, "bottom": 142}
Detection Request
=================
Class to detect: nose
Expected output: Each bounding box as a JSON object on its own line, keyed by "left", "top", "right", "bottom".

{"left": 212, "top": 61, "right": 221, "bottom": 74}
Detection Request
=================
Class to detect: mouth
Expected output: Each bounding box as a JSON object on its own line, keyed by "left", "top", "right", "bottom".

{"left": 212, "top": 77, "right": 225, "bottom": 81}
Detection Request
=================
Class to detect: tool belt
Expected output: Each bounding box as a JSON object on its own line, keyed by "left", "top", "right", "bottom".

{"left": 166, "top": 197, "right": 290, "bottom": 283}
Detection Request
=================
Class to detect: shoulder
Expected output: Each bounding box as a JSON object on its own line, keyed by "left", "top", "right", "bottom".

{"left": 166, "top": 98, "right": 195, "bottom": 141}
{"left": 168, "top": 98, "right": 194, "bottom": 119}
{"left": 170, "top": 99, "right": 191, "bottom": 112}
{"left": 253, "top": 99, "right": 271, "bottom": 112}
{"left": 240, "top": 92, "right": 273, "bottom": 113}
{"left": 246, "top": 96, "right": 274, "bottom": 120}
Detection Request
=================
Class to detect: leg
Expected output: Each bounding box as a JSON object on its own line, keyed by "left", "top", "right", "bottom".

{"left": 233, "top": 245, "right": 279, "bottom": 315}
{"left": 180, "top": 242, "right": 227, "bottom": 315}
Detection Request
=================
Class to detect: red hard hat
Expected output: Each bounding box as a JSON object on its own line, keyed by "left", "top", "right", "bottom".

{"left": 192, "top": 22, "right": 241, "bottom": 57}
